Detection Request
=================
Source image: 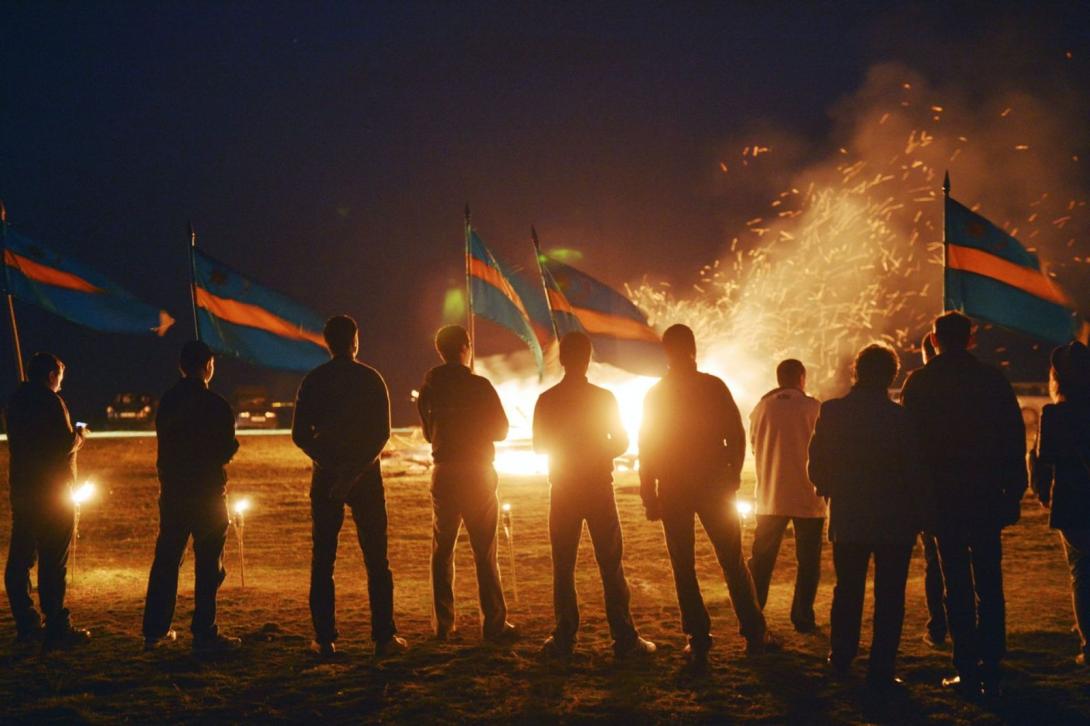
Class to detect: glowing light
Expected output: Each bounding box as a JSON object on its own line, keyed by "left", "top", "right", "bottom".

{"left": 442, "top": 288, "right": 466, "bottom": 322}
{"left": 233, "top": 498, "right": 251, "bottom": 516}
{"left": 493, "top": 449, "right": 549, "bottom": 476}
{"left": 735, "top": 499, "right": 754, "bottom": 518}
{"left": 501, "top": 502, "right": 512, "bottom": 513}
{"left": 71, "top": 482, "right": 96, "bottom": 506}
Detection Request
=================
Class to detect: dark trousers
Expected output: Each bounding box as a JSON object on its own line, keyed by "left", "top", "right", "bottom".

{"left": 936, "top": 528, "right": 1005, "bottom": 680}
{"left": 310, "top": 480, "right": 396, "bottom": 644}
{"left": 5, "top": 499, "right": 73, "bottom": 636}
{"left": 829, "top": 540, "right": 913, "bottom": 679}
{"left": 921, "top": 533, "right": 947, "bottom": 640}
{"left": 549, "top": 482, "right": 638, "bottom": 647}
{"left": 659, "top": 487, "right": 766, "bottom": 645}
{"left": 142, "top": 495, "right": 229, "bottom": 639}
{"left": 747, "top": 515, "right": 824, "bottom": 631}
{"left": 1059, "top": 528, "right": 1090, "bottom": 658}
{"left": 431, "top": 463, "right": 507, "bottom": 637}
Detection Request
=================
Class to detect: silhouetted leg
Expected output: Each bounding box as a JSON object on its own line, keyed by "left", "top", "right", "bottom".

{"left": 349, "top": 479, "right": 397, "bottom": 642}
{"left": 549, "top": 486, "right": 584, "bottom": 646}
{"left": 5, "top": 508, "right": 42, "bottom": 636}
{"left": 143, "top": 500, "right": 192, "bottom": 640}
{"left": 830, "top": 541, "right": 869, "bottom": 669}
{"left": 191, "top": 497, "right": 228, "bottom": 638}
{"left": 790, "top": 517, "right": 824, "bottom": 632}
{"left": 748, "top": 515, "right": 788, "bottom": 610}
{"left": 35, "top": 502, "right": 73, "bottom": 637}
{"left": 1060, "top": 529, "right": 1090, "bottom": 658}
{"left": 936, "top": 532, "right": 979, "bottom": 682}
{"left": 660, "top": 498, "right": 710, "bottom": 646}
{"left": 699, "top": 494, "right": 766, "bottom": 642}
{"left": 462, "top": 480, "right": 507, "bottom": 637}
{"left": 309, "top": 496, "right": 345, "bottom": 644}
{"left": 969, "top": 529, "right": 1005, "bottom": 679}
{"left": 921, "top": 533, "right": 947, "bottom": 640}
{"left": 868, "top": 542, "right": 913, "bottom": 681}
{"left": 430, "top": 470, "right": 463, "bottom": 636}
{"left": 585, "top": 485, "right": 638, "bottom": 647}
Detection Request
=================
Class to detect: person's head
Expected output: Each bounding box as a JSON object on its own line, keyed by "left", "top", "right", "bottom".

{"left": 323, "top": 315, "right": 359, "bottom": 359}
{"left": 1049, "top": 341, "right": 1090, "bottom": 403}
{"left": 179, "top": 340, "right": 215, "bottom": 384}
{"left": 662, "top": 324, "right": 697, "bottom": 369}
{"left": 931, "top": 311, "right": 973, "bottom": 353}
{"left": 851, "top": 344, "right": 900, "bottom": 390}
{"left": 28, "top": 352, "right": 64, "bottom": 392}
{"left": 435, "top": 325, "right": 471, "bottom": 365}
{"left": 558, "top": 331, "right": 592, "bottom": 375}
{"left": 776, "top": 358, "right": 806, "bottom": 390}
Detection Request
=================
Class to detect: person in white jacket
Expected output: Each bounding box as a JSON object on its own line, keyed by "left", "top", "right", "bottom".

{"left": 746, "top": 359, "right": 825, "bottom": 633}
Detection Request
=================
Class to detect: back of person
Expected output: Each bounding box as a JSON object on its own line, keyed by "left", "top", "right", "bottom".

{"left": 1035, "top": 399, "right": 1090, "bottom": 529}
{"left": 750, "top": 386, "right": 823, "bottom": 517}
{"left": 6, "top": 382, "right": 77, "bottom": 500}
{"left": 534, "top": 377, "right": 625, "bottom": 486}
{"left": 156, "top": 377, "right": 237, "bottom": 498}
{"left": 419, "top": 362, "right": 507, "bottom": 465}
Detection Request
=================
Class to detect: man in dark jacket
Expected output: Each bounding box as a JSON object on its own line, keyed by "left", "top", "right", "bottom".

{"left": 901, "top": 311, "right": 1026, "bottom": 697}
{"left": 292, "top": 315, "right": 405, "bottom": 658}
{"left": 417, "top": 325, "right": 515, "bottom": 643}
{"left": 808, "top": 344, "right": 925, "bottom": 689}
{"left": 639, "top": 324, "right": 772, "bottom": 665}
{"left": 142, "top": 341, "right": 241, "bottom": 653}
{"left": 533, "top": 332, "right": 655, "bottom": 658}
{"left": 4, "top": 352, "right": 90, "bottom": 652}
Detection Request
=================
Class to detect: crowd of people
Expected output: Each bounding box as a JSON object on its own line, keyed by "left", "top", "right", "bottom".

{"left": 4, "top": 310, "right": 1089, "bottom": 699}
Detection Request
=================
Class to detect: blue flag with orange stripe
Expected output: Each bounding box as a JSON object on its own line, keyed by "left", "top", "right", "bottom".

{"left": 193, "top": 248, "right": 328, "bottom": 372}
{"left": 945, "top": 196, "right": 1081, "bottom": 345}
{"left": 2, "top": 228, "right": 174, "bottom": 335}
{"left": 468, "top": 229, "right": 544, "bottom": 372}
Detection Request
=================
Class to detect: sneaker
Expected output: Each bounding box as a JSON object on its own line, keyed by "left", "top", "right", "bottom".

{"left": 826, "top": 654, "right": 852, "bottom": 676}
{"left": 192, "top": 632, "right": 242, "bottom": 654}
{"left": 374, "top": 635, "right": 409, "bottom": 657}
{"left": 309, "top": 640, "right": 337, "bottom": 658}
{"left": 922, "top": 631, "right": 947, "bottom": 649}
{"left": 541, "top": 636, "right": 574, "bottom": 659}
{"left": 745, "top": 630, "right": 782, "bottom": 656}
{"left": 484, "top": 622, "right": 519, "bottom": 645}
{"left": 144, "top": 629, "right": 178, "bottom": 651}
{"left": 42, "top": 626, "right": 91, "bottom": 653}
{"left": 614, "top": 636, "right": 657, "bottom": 658}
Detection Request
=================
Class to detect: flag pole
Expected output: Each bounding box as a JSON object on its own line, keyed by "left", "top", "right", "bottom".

{"left": 188, "top": 221, "right": 200, "bottom": 340}
{"left": 0, "top": 201, "right": 26, "bottom": 382}
{"left": 942, "top": 171, "right": 950, "bottom": 314}
{"left": 531, "top": 226, "right": 563, "bottom": 346}
{"left": 464, "top": 204, "right": 475, "bottom": 368}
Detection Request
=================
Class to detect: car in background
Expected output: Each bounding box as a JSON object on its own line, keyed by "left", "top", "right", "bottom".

{"left": 106, "top": 393, "right": 157, "bottom": 429}
{"left": 234, "top": 386, "right": 286, "bottom": 429}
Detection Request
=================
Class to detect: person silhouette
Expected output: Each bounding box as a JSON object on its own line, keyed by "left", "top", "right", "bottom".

{"left": 4, "top": 352, "right": 91, "bottom": 652}
{"left": 292, "top": 316, "right": 405, "bottom": 658}
{"left": 532, "top": 331, "right": 656, "bottom": 659}
{"left": 417, "top": 325, "right": 516, "bottom": 643}
{"left": 639, "top": 324, "right": 775, "bottom": 665}
{"left": 807, "top": 344, "right": 925, "bottom": 690}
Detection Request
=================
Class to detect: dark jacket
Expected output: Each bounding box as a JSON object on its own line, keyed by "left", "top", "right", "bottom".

{"left": 292, "top": 356, "right": 391, "bottom": 498}
{"left": 900, "top": 350, "right": 1027, "bottom": 532}
{"left": 5, "top": 382, "right": 80, "bottom": 503}
{"left": 807, "top": 386, "right": 926, "bottom": 544}
{"left": 1031, "top": 400, "right": 1090, "bottom": 531}
{"left": 533, "top": 374, "right": 629, "bottom": 486}
{"left": 639, "top": 365, "right": 746, "bottom": 503}
{"left": 417, "top": 363, "right": 508, "bottom": 465}
{"left": 156, "top": 377, "right": 239, "bottom": 498}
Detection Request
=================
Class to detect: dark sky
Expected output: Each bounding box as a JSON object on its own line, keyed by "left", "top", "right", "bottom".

{"left": 2, "top": 1, "right": 1088, "bottom": 423}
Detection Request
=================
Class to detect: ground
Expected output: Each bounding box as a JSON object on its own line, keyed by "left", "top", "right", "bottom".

{"left": 0, "top": 435, "right": 1088, "bottom": 724}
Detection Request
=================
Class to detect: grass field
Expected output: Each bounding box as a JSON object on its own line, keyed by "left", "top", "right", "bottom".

{"left": 1, "top": 435, "right": 1088, "bottom": 724}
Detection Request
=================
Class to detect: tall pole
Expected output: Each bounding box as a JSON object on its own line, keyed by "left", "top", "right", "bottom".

{"left": 942, "top": 171, "right": 950, "bottom": 313}
{"left": 188, "top": 221, "right": 200, "bottom": 340}
{"left": 531, "top": 226, "right": 563, "bottom": 345}
{"left": 0, "top": 200, "right": 26, "bottom": 382}
{"left": 464, "top": 204, "right": 475, "bottom": 368}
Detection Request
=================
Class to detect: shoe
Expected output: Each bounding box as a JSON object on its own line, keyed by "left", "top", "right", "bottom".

{"left": 614, "top": 636, "right": 657, "bottom": 658}
{"left": 309, "top": 640, "right": 336, "bottom": 658}
{"left": 683, "top": 638, "right": 711, "bottom": 664}
{"left": 192, "top": 632, "right": 242, "bottom": 654}
{"left": 922, "top": 632, "right": 947, "bottom": 649}
{"left": 793, "top": 622, "right": 818, "bottom": 635}
{"left": 144, "top": 629, "right": 177, "bottom": 651}
{"left": 484, "top": 622, "right": 519, "bottom": 645}
{"left": 980, "top": 678, "right": 1004, "bottom": 699}
{"left": 826, "top": 654, "right": 852, "bottom": 676}
{"left": 541, "top": 636, "right": 574, "bottom": 659}
{"left": 374, "top": 635, "right": 409, "bottom": 657}
{"left": 42, "top": 626, "right": 91, "bottom": 653}
{"left": 15, "top": 627, "right": 44, "bottom": 646}
{"left": 941, "top": 674, "right": 982, "bottom": 698}
{"left": 435, "top": 626, "right": 459, "bottom": 642}
{"left": 745, "top": 630, "right": 782, "bottom": 656}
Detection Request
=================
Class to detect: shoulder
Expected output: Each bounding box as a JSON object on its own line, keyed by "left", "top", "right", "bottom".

{"left": 470, "top": 373, "right": 499, "bottom": 394}
{"left": 588, "top": 382, "right": 617, "bottom": 402}
{"left": 537, "top": 383, "right": 562, "bottom": 405}
{"left": 206, "top": 387, "right": 233, "bottom": 411}
{"left": 354, "top": 360, "right": 387, "bottom": 386}
{"left": 699, "top": 372, "right": 733, "bottom": 397}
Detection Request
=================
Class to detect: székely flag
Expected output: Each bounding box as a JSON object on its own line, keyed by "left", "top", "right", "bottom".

{"left": 945, "top": 195, "right": 1083, "bottom": 345}
{"left": 193, "top": 247, "right": 328, "bottom": 372}
{"left": 2, "top": 228, "right": 174, "bottom": 335}
{"left": 468, "top": 228, "right": 544, "bottom": 373}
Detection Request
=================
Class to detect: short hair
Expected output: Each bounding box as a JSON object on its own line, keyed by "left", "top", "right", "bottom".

{"left": 852, "top": 344, "right": 900, "bottom": 389}
{"left": 323, "top": 315, "right": 358, "bottom": 355}
{"left": 435, "top": 325, "right": 470, "bottom": 363}
{"left": 28, "top": 352, "right": 63, "bottom": 383}
{"left": 559, "top": 331, "right": 592, "bottom": 369}
{"left": 1051, "top": 342, "right": 1090, "bottom": 402}
{"left": 933, "top": 311, "right": 972, "bottom": 351}
{"left": 179, "top": 340, "right": 214, "bottom": 376}
{"left": 776, "top": 359, "right": 806, "bottom": 388}
{"left": 662, "top": 324, "right": 696, "bottom": 361}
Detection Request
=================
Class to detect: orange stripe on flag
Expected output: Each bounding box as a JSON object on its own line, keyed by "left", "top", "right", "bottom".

{"left": 570, "top": 305, "right": 660, "bottom": 343}
{"left": 3, "top": 249, "right": 101, "bottom": 294}
{"left": 195, "top": 287, "right": 326, "bottom": 348}
{"left": 469, "top": 257, "right": 533, "bottom": 320}
{"left": 546, "top": 289, "right": 575, "bottom": 315}
{"left": 947, "top": 244, "right": 1072, "bottom": 308}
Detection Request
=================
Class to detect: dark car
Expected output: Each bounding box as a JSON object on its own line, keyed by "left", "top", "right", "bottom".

{"left": 106, "top": 392, "right": 157, "bottom": 429}
{"left": 234, "top": 386, "right": 282, "bottom": 429}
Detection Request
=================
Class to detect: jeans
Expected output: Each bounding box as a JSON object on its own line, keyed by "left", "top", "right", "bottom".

{"left": 1059, "top": 528, "right": 1090, "bottom": 657}
{"left": 5, "top": 497, "right": 73, "bottom": 636}
{"left": 936, "top": 528, "right": 1006, "bottom": 681}
{"left": 747, "top": 515, "right": 824, "bottom": 631}
{"left": 921, "top": 533, "right": 947, "bottom": 640}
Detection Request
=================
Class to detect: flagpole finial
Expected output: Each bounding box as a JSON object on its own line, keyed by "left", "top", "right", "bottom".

{"left": 943, "top": 171, "right": 950, "bottom": 197}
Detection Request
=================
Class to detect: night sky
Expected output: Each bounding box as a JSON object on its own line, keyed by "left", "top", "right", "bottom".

{"left": 2, "top": 2, "right": 1088, "bottom": 424}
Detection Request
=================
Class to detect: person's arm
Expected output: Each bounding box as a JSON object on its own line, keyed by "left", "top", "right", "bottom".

{"left": 532, "top": 395, "right": 550, "bottom": 455}
{"left": 638, "top": 389, "right": 661, "bottom": 519}
{"left": 719, "top": 380, "right": 746, "bottom": 489}
{"left": 45, "top": 395, "right": 80, "bottom": 461}
{"left": 1031, "top": 405, "right": 1057, "bottom": 508}
{"left": 482, "top": 380, "right": 509, "bottom": 443}
{"left": 417, "top": 381, "right": 434, "bottom": 443}
{"left": 291, "top": 375, "right": 321, "bottom": 462}
{"left": 213, "top": 395, "right": 240, "bottom": 467}
{"left": 806, "top": 403, "right": 835, "bottom": 499}
{"left": 358, "top": 371, "right": 392, "bottom": 465}
{"left": 604, "top": 391, "right": 629, "bottom": 459}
